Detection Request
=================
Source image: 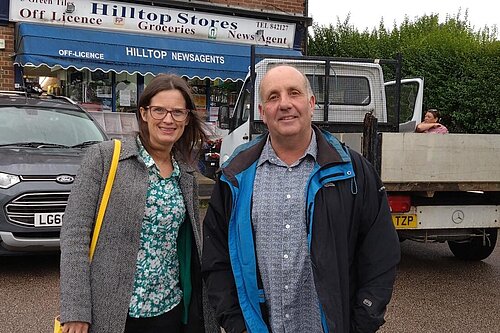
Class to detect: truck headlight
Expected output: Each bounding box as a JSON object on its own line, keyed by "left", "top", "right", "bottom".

{"left": 0, "top": 172, "right": 21, "bottom": 189}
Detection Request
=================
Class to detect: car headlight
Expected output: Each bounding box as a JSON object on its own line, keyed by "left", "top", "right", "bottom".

{"left": 0, "top": 172, "right": 21, "bottom": 189}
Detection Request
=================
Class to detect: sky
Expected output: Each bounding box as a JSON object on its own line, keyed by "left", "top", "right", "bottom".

{"left": 308, "top": 0, "right": 499, "bottom": 37}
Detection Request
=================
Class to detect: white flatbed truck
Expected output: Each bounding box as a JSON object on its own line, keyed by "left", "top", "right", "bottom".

{"left": 217, "top": 50, "right": 499, "bottom": 260}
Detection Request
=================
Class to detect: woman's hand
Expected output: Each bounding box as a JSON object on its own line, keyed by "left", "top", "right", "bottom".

{"left": 62, "top": 321, "right": 89, "bottom": 333}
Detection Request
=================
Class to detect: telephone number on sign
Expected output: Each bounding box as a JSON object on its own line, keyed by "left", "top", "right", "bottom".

{"left": 269, "top": 23, "right": 289, "bottom": 31}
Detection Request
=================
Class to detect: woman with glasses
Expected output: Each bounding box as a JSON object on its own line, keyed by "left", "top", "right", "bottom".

{"left": 60, "top": 74, "right": 218, "bottom": 333}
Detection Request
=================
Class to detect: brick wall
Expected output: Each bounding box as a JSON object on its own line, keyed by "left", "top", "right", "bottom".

{"left": 209, "top": 0, "right": 305, "bottom": 15}
{"left": 0, "top": 23, "right": 15, "bottom": 91}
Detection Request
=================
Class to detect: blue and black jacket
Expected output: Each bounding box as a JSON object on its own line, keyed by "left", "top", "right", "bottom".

{"left": 202, "top": 126, "right": 400, "bottom": 333}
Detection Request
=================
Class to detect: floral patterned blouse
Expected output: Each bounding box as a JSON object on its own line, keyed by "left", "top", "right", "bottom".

{"left": 128, "top": 137, "right": 186, "bottom": 318}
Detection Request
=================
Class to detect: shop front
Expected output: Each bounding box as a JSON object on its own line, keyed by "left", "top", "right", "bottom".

{"left": 15, "top": 22, "right": 300, "bottom": 112}
{"left": 10, "top": 0, "right": 305, "bottom": 126}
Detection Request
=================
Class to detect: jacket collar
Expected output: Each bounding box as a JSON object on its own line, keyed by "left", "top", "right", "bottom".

{"left": 118, "top": 137, "right": 140, "bottom": 161}
{"left": 314, "top": 126, "right": 351, "bottom": 166}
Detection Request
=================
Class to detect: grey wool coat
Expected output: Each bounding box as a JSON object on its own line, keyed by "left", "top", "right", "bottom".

{"left": 60, "top": 138, "right": 219, "bottom": 333}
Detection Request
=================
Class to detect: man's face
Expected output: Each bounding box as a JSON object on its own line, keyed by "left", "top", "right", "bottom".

{"left": 258, "top": 66, "right": 315, "bottom": 141}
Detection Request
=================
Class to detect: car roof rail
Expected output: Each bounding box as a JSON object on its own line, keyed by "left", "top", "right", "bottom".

{"left": 0, "top": 90, "right": 29, "bottom": 97}
{"left": 0, "top": 90, "right": 82, "bottom": 109}
{"left": 0, "top": 89, "right": 88, "bottom": 114}
{"left": 46, "top": 94, "right": 79, "bottom": 105}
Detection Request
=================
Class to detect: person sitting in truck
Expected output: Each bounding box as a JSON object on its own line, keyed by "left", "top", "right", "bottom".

{"left": 202, "top": 65, "right": 400, "bottom": 333}
{"left": 415, "top": 109, "right": 449, "bottom": 134}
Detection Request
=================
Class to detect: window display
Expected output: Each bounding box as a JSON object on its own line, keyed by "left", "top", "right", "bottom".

{"left": 66, "top": 69, "right": 112, "bottom": 112}
{"left": 20, "top": 68, "right": 242, "bottom": 118}
{"left": 115, "top": 73, "right": 138, "bottom": 113}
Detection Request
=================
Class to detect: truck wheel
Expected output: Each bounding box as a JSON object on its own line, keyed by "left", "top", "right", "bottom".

{"left": 448, "top": 229, "right": 498, "bottom": 261}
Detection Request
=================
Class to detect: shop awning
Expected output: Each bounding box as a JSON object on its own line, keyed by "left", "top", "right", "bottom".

{"left": 14, "top": 23, "right": 301, "bottom": 81}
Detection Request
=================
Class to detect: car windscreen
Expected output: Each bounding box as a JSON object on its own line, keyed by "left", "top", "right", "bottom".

{"left": 0, "top": 106, "right": 106, "bottom": 146}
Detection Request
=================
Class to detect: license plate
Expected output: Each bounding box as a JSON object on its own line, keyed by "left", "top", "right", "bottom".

{"left": 34, "top": 213, "right": 63, "bottom": 227}
{"left": 392, "top": 214, "right": 417, "bottom": 229}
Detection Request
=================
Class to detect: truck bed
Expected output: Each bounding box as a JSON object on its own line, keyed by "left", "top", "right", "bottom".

{"left": 380, "top": 133, "right": 500, "bottom": 192}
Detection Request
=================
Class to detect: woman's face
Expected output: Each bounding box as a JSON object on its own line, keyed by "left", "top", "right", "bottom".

{"left": 424, "top": 112, "right": 438, "bottom": 123}
{"left": 140, "top": 89, "right": 189, "bottom": 153}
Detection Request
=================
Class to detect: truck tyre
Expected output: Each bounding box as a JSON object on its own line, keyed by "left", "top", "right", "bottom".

{"left": 448, "top": 229, "right": 498, "bottom": 261}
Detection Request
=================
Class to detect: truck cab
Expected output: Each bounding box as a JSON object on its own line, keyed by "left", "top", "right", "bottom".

{"left": 219, "top": 54, "right": 423, "bottom": 163}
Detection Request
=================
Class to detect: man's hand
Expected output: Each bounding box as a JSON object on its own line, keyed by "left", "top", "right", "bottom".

{"left": 62, "top": 321, "right": 89, "bottom": 333}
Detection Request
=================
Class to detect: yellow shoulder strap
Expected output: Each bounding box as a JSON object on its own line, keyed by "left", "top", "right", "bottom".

{"left": 89, "top": 139, "right": 121, "bottom": 261}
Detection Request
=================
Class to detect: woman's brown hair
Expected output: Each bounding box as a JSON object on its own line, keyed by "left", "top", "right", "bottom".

{"left": 136, "top": 74, "right": 207, "bottom": 164}
{"left": 426, "top": 109, "right": 440, "bottom": 121}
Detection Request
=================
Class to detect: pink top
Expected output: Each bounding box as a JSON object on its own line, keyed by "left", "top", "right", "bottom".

{"left": 426, "top": 124, "right": 449, "bottom": 134}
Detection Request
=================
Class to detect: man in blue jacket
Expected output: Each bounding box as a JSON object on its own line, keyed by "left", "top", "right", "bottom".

{"left": 202, "top": 65, "right": 400, "bottom": 333}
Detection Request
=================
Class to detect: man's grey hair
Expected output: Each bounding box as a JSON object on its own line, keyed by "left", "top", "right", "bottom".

{"left": 258, "top": 64, "right": 314, "bottom": 103}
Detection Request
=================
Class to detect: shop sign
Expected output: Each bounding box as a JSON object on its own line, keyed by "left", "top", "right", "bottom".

{"left": 9, "top": 0, "right": 296, "bottom": 48}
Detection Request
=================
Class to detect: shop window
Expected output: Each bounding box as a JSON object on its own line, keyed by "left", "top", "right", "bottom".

{"left": 144, "top": 73, "right": 155, "bottom": 87}
{"left": 190, "top": 78, "right": 208, "bottom": 119}
{"left": 21, "top": 66, "right": 63, "bottom": 95}
{"left": 66, "top": 69, "right": 112, "bottom": 112}
{"left": 67, "top": 70, "right": 83, "bottom": 103}
{"left": 115, "top": 73, "right": 138, "bottom": 113}
{"left": 209, "top": 79, "right": 242, "bottom": 124}
{"left": 87, "top": 70, "right": 113, "bottom": 111}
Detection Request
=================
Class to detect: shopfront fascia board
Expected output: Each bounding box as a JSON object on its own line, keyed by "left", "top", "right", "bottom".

{"left": 9, "top": 0, "right": 306, "bottom": 50}
{"left": 131, "top": 0, "right": 312, "bottom": 26}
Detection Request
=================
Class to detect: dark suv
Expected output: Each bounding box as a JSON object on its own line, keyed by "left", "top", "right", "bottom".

{"left": 0, "top": 91, "right": 107, "bottom": 254}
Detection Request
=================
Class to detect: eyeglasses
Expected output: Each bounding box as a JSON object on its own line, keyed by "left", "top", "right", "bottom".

{"left": 146, "top": 106, "right": 191, "bottom": 121}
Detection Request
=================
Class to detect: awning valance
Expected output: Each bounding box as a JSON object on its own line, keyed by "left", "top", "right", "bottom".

{"left": 15, "top": 23, "right": 301, "bottom": 81}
